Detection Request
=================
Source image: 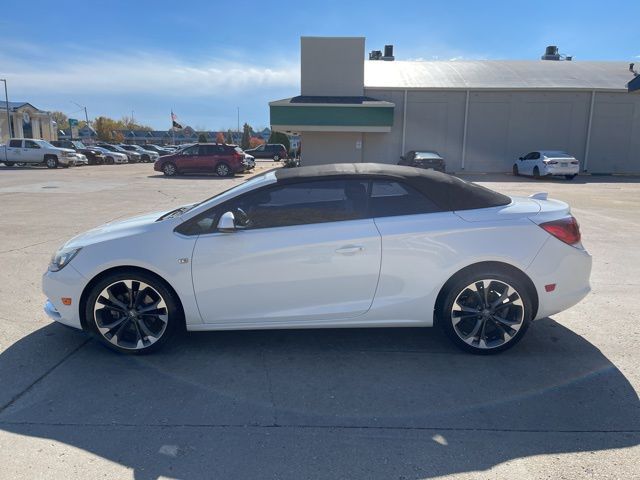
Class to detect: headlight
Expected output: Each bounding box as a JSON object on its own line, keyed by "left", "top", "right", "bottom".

{"left": 49, "top": 247, "right": 81, "bottom": 272}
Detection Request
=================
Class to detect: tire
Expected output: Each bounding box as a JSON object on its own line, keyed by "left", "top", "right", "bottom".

{"left": 437, "top": 268, "right": 533, "bottom": 354}
{"left": 15, "top": 162, "right": 26, "bottom": 167}
{"left": 106, "top": 156, "right": 115, "bottom": 165}
{"left": 273, "top": 154, "right": 280, "bottom": 161}
{"left": 533, "top": 166, "right": 540, "bottom": 179}
{"left": 142, "top": 155, "right": 150, "bottom": 163}
{"left": 162, "top": 162, "right": 177, "bottom": 176}
{"left": 45, "top": 156, "right": 59, "bottom": 169}
{"left": 565, "top": 174, "right": 576, "bottom": 180}
{"left": 512, "top": 164, "right": 519, "bottom": 176}
{"left": 84, "top": 270, "right": 181, "bottom": 354}
{"left": 3, "top": 161, "right": 14, "bottom": 167}
{"left": 215, "top": 162, "right": 232, "bottom": 177}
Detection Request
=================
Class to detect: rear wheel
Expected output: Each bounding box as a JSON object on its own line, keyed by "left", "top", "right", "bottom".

{"left": 215, "top": 162, "right": 231, "bottom": 177}
{"left": 565, "top": 174, "right": 576, "bottom": 180}
{"left": 273, "top": 154, "right": 280, "bottom": 161}
{"left": 512, "top": 164, "right": 519, "bottom": 176}
{"left": 437, "top": 269, "right": 533, "bottom": 354}
{"left": 533, "top": 166, "right": 540, "bottom": 179}
{"left": 45, "top": 156, "right": 59, "bottom": 169}
{"left": 162, "top": 162, "right": 177, "bottom": 176}
{"left": 85, "top": 271, "right": 181, "bottom": 354}
{"left": 142, "top": 154, "right": 151, "bottom": 163}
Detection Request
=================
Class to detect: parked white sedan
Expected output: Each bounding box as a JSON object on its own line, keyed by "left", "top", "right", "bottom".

{"left": 92, "top": 146, "right": 128, "bottom": 164}
{"left": 42, "top": 164, "right": 591, "bottom": 355}
{"left": 513, "top": 151, "right": 580, "bottom": 180}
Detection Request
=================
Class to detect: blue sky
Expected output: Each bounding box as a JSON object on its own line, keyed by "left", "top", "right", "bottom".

{"left": 1, "top": 0, "right": 638, "bottom": 130}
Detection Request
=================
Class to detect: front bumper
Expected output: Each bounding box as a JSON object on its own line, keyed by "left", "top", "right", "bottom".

{"left": 42, "top": 264, "right": 87, "bottom": 330}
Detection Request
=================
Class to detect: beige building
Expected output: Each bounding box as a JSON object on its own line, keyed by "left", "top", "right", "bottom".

{"left": 270, "top": 37, "right": 640, "bottom": 174}
{"left": 0, "top": 102, "right": 58, "bottom": 144}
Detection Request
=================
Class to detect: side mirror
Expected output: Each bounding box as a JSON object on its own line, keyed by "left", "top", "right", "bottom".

{"left": 217, "top": 211, "right": 236, "bottom": 233}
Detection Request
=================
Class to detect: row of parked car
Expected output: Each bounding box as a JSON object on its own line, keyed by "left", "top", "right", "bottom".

{"left": 0, "top": 138, "right": 289, "bottom": 176}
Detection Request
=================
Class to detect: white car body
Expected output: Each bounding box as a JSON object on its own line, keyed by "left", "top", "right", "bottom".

{"left": 92, "top": 146, "right": 128, "bottom": 164}
{"left": 514, "top": 151, "right": 580, "bottom": 178}
{"left": 42, "top": 165, "right": 591, "bottom": 353}
{"left": 1, "top": 138, "right": 75, "bottom": 167}
{"left": 70, "top": 153, "right": 89, "bottom": 166}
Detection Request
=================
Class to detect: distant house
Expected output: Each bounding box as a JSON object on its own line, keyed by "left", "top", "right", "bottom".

{"left": 0, "top": 101, "right": 57, "bottom": 143}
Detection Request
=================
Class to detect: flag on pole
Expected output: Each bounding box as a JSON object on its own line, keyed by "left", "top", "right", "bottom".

{"left": 171, "top": 111, "right": 183, "bottom": 130}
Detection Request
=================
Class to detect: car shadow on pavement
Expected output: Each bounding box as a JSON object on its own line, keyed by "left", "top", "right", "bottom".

{"left": 0, "top": 318, "right": 638, "bottom": 480}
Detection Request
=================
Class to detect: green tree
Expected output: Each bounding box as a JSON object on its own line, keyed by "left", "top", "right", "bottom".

{"left": 94, "top": 116, "right": 120, "bottom": 141}
{"left": 225, "top": 129, "right": 234, "bottom": 144}
{"left": 268, "top": 131, "right": 291, "bottom": 152}
{"left": 241, "top": 123, "right": 251, "bottom": 150}
{"left": 51, "top": 111, "right": 69, "bottom": 130}
{"left": 198, "top": 132, "right": 208, "bottom": 143}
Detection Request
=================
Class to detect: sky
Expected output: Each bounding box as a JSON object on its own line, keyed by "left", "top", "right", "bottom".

{"left": 1, "top": 0, "right": 638, "bottom": 130}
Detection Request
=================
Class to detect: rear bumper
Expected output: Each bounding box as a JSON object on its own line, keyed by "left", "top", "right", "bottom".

{"left": 526, "top": 237, "right": 592, "bottom": 320}
{"left": 544, "top": 164, "right": 579, "bottom": 176}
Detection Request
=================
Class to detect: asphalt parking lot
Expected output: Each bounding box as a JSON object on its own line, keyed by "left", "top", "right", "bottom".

{"left": 0, "top": 163, "right": 638, "bottom": 480}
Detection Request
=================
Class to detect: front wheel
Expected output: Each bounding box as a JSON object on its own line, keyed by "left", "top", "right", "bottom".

{"left": 512, "top": 164, "right": 519, "bottom": 176}
{"left": 85, "top": 271, "right": 181, "bottom": 354}
{"left": 106, "top": 156, "right": 114, "bottom": 165}
{"left": 162, "top": 162, "right": 177, "bottom": 176}
{"left": 437, "top": 269, "right": 533, "bottom": 354}
{"left": 273, "top": 154, "right": 280, "bottom": 161}
{"left": 565, "top": 174, "right": 576, "bottom": 180}
{"left": 45, "top": 156, "right": 59, "bottom": 169}
{"left": 215, "top": 162, "right": 231, "bottom": 177}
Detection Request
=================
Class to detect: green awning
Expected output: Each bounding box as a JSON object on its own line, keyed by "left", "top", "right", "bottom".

{"left": 269, "top": 96, "right": 394, "bottom": 132}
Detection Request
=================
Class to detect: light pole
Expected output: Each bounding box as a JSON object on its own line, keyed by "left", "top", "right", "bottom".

{"left": 1, "top": 79, "right": 10, "bottom": 163}
{"left": 237, "top": 107, "right": 240, "bottom": 142}
{"left": 70, "top": 101, "right": 90, "bottom": 126}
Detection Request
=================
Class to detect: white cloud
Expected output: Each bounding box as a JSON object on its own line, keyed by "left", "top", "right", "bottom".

{"left": 0, "top": 50, "right": 300, "bottom": 97}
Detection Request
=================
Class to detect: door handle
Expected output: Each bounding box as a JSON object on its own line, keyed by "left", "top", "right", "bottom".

{"left": 335, "top": 245, "right": 364, "bottom": 254}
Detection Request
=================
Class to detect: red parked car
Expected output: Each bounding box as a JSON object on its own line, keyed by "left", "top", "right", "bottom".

{"left": 154, "top": 143, "right": 246, "bottom": 177}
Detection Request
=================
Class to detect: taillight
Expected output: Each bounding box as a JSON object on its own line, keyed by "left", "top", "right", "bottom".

{"left": 570, "top": 161, "right": 578, "bottom": 165}
{"left": 539, "top": 216, "right": 581, "bottom": 246}
{"left": 545, "top": 160, "right": 558, "bottom": 164}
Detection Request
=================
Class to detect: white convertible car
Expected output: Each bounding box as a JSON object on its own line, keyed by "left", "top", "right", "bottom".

{"left": 43, "top": 164, "right": 592, "bottom": 354}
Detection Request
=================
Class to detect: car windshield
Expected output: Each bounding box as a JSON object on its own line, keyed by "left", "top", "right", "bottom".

{"left": 39, "top": 140, "right": 55, "bottom": 148}
{"left": 73, "top": 141, "right": 86, "bottom": 148}
{"left": 158, "top": 172, "right": 274, "bottom": 222}
{"left": 414, "top": 151, "right": 442, "bottom": 160}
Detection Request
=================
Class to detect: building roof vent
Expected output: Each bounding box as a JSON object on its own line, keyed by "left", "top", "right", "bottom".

{"left": 541, "top": 45, "right": 572, "bottom": 61}
{"left": 370, "top": 45, "right": 395, "bottom": 61}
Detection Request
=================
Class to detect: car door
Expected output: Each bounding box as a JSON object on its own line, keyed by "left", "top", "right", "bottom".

{"left": 23, "top": 140, "right": 42, "bottom": 163}
{"left": 253, "top": 144, "right": 266, "bottom": 158}
{"left": 189, "top": 179, "right": 382, "bottom": 325}
{"left": 176, "top": 145, "right": 200, "bottom": 172}
{"left": 520, "top": 152, "right": 535, "bottom": 175}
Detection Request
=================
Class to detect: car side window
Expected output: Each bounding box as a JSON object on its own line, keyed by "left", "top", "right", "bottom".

{"left": 368, "top": 180, "right": 441, "bottom": 217}
{"left": 177, "top": 180, "right": 370, "bottom": 235}
{"left": 531, "top": 152, "right": 540, "bottom": 160}
{"left": 9, "top": 140, "right": 21, "bottom": 148}
{"left": 183, "top": 145, "right": 199, "bottom": 155}
{"left": 24, "top": 140, "right": 39, "bottom": 149}
{"left": 227, "top": 180, "right": 369, "bottom": 230}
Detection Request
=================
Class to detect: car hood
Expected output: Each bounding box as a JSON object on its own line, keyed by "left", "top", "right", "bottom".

{"left": 63, "top": 209, "right": 174, "bottom": 249}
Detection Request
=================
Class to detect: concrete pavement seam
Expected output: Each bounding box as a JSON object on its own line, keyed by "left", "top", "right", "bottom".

{"left": 0, "top": 338, "right": 91, "bottom": 414}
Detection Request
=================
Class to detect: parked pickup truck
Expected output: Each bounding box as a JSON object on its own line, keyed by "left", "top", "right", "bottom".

{"left": 1, "top": 138, "right": 76, "bottom": 168}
